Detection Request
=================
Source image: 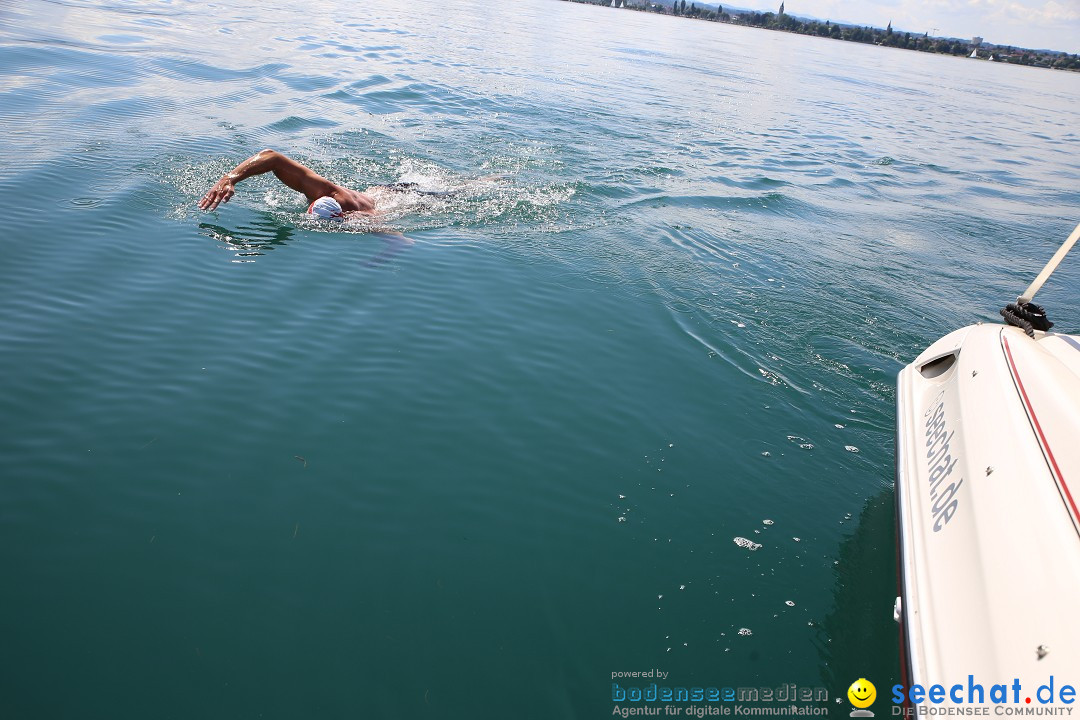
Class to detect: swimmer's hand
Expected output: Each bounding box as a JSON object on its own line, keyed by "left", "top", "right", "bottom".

{"left": 199, "top": 175, "right": 237, "bottom": 211}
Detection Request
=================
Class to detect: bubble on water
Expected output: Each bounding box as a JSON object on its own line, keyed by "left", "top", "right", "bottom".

{"left": 759, "top": 367, "right": 784, "bottom": 385}
{"left": 618, "top": 516, "right": 626, "bottom": 522}
{"left": 787, "top": 435, "right": 814, "bottom": 450}
{"left": 734, "top": 537, "right": 762, "bottom": 551}
{"left": 619, "top": 494, "right": 626, "bottom": 499}
{"left": 738, "top": 628, "right": 753, "bottom": 636}
{"left": 845, "top": 445, "right": 859, "bottom": 453}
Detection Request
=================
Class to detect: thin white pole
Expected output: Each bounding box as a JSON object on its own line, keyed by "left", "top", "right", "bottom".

{"left": 1017, "top": 221, "right": 1080, "bottom": 305}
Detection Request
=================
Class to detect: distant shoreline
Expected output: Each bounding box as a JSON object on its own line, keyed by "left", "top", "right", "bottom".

{"left": 562, "top": 0, "right": 1080, "bottom": 72}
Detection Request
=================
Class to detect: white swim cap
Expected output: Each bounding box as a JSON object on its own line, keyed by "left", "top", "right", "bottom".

{"left": 308, "top": 196, "right": 344, "bottom": 220}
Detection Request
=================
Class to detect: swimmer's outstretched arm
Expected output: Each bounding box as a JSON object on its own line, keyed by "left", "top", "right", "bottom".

{"left": 199, "top": 149, "right": 338, "bottom": 210}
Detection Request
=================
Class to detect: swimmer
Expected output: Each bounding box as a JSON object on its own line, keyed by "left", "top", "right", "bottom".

{"left": 199, "top": 149, "right": 386, "bottom": 220}
{"left": 199, "top": 149, "right": 439, "bottom": 267}
{"left": 201, "top": 150, "right": 464, "bottom": 221}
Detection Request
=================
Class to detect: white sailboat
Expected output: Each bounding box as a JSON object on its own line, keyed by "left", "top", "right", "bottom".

{"left": 969, "top": 49, "right": 978, "bottom": 58}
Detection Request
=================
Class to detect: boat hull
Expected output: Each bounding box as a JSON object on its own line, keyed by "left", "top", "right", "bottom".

{"left": 895, "top": 324, "right": 1080, "bottom": 694}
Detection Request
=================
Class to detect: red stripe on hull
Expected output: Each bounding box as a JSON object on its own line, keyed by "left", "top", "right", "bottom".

{"left": 1002, "top": 333, "right": 1080, "bottom": 532}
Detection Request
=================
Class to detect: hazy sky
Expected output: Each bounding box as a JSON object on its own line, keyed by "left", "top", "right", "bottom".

{"left": 732, "top": 0, "right": 1080, "bottom": 53}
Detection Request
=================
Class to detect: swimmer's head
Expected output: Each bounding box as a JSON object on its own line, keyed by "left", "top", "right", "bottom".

{"left": 308, "top": 196, "right": 344, "bottom": 221}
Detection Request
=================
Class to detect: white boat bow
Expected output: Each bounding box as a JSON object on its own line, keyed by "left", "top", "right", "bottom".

{"left": 896, "top": 322, "right": 1080, "bottom": 689}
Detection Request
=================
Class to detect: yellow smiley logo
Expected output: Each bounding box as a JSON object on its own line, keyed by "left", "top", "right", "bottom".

{"left": 848, "top": 678, "right": 876, "bottom": 708}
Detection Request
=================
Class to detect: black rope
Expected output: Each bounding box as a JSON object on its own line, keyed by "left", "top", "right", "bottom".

{"left": 1000, "top": 302, "right": 1053, "bottom": 338}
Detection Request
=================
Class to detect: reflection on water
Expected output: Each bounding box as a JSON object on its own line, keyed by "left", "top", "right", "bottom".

{"left": 199, "top": 217, "right": 414, "bottom": 267}
{"left": 819, "top": 489, "right": 901, "bottom": 693}
{"left": 199, "top": 218, "right": 295, "bottom": 261}
{"left": 362, "top": 231, "right": 414, "bottom": 267}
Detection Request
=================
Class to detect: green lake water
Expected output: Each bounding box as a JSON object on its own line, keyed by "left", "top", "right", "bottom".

{"left": 1, "top": 0, "right": 1078, "bottom": 717}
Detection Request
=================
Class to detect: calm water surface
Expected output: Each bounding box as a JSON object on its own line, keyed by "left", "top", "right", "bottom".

{"left": 1, "top": 0, "right": 1078, "bottom": 717}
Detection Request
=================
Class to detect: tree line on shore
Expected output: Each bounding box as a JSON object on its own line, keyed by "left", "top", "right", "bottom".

{"left": 562, "top": 0, "right": 1080, "bottom": 71}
